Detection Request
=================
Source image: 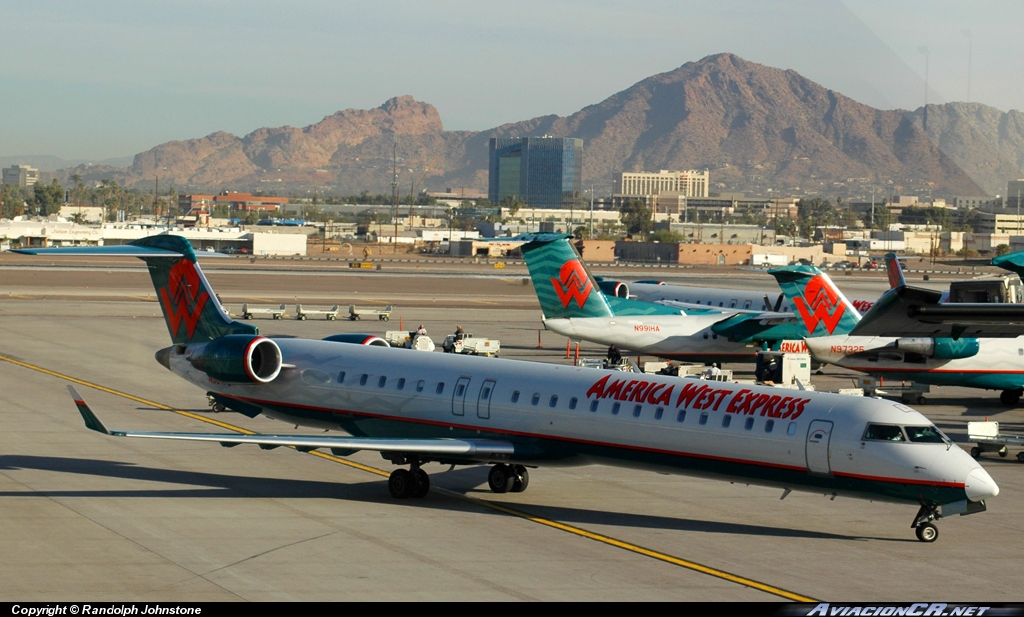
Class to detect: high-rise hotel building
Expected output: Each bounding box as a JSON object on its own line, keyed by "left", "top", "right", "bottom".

{"left": 489, "top": 137, "right": 583, "bottom": 209}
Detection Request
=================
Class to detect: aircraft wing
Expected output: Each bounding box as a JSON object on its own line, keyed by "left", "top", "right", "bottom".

{"left": 849, "top": 285, "right": 1024, "bottom": 339}
{"left": 68, "top": 386, "right": 515, "bottom": 460}
{"left": 993, "top": 251, "right": 1024, "bottom": 278}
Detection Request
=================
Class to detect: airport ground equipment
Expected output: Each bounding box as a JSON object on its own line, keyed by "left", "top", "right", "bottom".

{"left": 348, "top": 304, "right": 393, "bottom": 321}
{"left": 295, "top": 304, "right": 340, "bottom": 320}
{"left": 385, "top": 331, "right": 435, "bottom": 351}
{"left": 755, "top": 350, "right": 813, "bottom": 390}
{"left": 853, "top": 375, "right": 931, "bottom": 405}
{"left": 241, "top": 303, "right": 287, "bottom": 320}
{"left": 968, "top": 421, "right": 1024, "bottom": 462}
{"left": 442, "top": 333, "right": 500, "bottom": 356}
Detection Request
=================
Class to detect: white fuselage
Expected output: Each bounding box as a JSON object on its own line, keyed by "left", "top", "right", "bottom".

{"left": 543, "top": 314, "right": 758, "bottom": 362}
{"left": 165, "top": 338, "right": 996, "bottom": 507}
{"left": 628, "top": 281, "right": 876, "bottom": 315}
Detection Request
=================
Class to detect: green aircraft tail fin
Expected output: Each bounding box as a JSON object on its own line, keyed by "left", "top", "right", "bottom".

{"left": 768, "top": 265, "right": 861, "bottom": 337}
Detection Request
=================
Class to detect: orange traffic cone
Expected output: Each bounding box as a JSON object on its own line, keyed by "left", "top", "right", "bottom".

{"left": 565, "top": 338, "right": 572, "bottom": 359}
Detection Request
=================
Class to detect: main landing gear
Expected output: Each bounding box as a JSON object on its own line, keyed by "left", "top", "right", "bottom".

{"left": 388, "top": 464, "right": 430, "bottom": 499}
{"left": 488, "top": 464, "right": 530, "bottom": 494}
{"left": 1000, "top": 388, "right": 1022, "bottom": 406}
{"left": 912, "top": 504, "right": 940, "bottom": 543}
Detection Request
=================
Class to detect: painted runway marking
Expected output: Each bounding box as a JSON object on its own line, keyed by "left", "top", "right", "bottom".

{"left": 0, "top": 352, "right": 816, "bottom": 602}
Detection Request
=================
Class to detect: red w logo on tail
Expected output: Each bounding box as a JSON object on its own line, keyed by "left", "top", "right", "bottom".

{"left": 158, "top": 258, "right": 209, "bottom": 340}
{"left": 551, "top": 259, "right": 593, "bottom": 309}
{"left": 792, "top": 275, "right": 846, "bottom": 335}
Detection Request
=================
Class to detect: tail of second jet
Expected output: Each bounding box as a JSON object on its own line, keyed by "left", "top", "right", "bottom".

{"left": 13, "top": 234, "right": 256, "bottom": 345}
{"left": 516, "top": 233, "right": 680, "bottom": 319}
{"left": 769, "top": 265, "right": 862, "bottom": 337}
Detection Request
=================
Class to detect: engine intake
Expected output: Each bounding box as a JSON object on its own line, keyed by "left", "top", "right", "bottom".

{"left": 190, "top": 335, "right": 283, "bottom": 383}
{"left": 597, "top": 280, "right": 629, "bottom": 298}
{"left": 322, "top": 334, "right": 390, "bottom": 347}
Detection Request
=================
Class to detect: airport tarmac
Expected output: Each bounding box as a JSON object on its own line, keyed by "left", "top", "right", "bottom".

{"left": 1, "top": 258, "right": 1022, "bottom": 601}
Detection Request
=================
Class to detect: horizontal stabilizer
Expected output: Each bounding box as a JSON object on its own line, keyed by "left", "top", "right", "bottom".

{"left": 851, "top": 285, "right": 1024, "bottom": 339}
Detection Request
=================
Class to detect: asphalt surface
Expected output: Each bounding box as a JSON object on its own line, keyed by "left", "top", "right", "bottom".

{"left": 1, "top": 257, "right": 1022, "bottom": 601}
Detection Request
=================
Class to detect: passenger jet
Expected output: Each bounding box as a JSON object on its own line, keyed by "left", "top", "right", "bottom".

{"left": 14, "top": 234, "right": 999, "bottom": 542}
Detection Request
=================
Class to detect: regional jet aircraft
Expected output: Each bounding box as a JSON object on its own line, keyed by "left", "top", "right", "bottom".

{"left": 521, "top": 234, "right": 862, "bottom": 363}
{"left": 15, "top": 235, "right": 999, "bottom": 542}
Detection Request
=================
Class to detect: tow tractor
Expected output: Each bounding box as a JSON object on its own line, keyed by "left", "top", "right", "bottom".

{"left": 385, "top": 330, "right": 435, "bottom": 351}
{"left": 441, "top": 333, "right": 500, "bottom": 357}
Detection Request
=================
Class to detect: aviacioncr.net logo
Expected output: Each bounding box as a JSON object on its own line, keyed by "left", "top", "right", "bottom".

{"left": 793, "top": 274, "right": 846, "bottom": 334}
{"left": 551, "top": 259, "right": 593, "bottom": 309}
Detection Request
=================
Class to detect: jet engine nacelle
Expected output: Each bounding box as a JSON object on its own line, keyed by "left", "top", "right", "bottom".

{"left": 893, "top": 337, "right": 980, "bottom": 359}
{"left": 322, "top": 334, "right": 390, "bottom": 347}
{"left": 190, "top": 335, "right": 283, "bottom": 383}
{"left": 597, "top": 280, "right": 629, "bottom": 298}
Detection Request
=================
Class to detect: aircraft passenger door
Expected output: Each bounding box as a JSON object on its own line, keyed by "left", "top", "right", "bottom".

{"left": 452, "top": 377, "right": 471, "bottom": 416}
{"left": 477, "top": 379, "right": 496, "bottom": 419}
{"left": 806, "top": 419, "right": 834, "bottom": 475}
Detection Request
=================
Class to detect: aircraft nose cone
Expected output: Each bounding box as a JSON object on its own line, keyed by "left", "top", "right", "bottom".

{"left": 965, "top": 466, "right": 999, "bottom": 501}
{"left": 155, "top": 346, "right": 172, "bottom": 371}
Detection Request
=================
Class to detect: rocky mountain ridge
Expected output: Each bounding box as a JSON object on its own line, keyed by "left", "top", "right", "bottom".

{"left": 63, "top": 54, "right": 1024, "bottom": 198}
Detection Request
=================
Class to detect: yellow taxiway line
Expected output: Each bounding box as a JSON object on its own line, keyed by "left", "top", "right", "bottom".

{"left": 0, "top": 352, "right": 816, "bottom": 602}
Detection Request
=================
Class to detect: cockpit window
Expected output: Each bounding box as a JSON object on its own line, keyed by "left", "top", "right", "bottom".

{"left": 905, "top": 425, "right": 946, "bottom": 443}
{"left": 863, "top": 424, "right": 905, "bottom": 442}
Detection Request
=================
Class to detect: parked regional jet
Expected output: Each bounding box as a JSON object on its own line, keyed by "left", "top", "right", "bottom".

{"left": 598, "top": 278, "right": 876, "bottom": 315}
{"left": 15, "top": 235, "right": 999, "bottom": 542}
{"left": 521, "top": 234, "right": 860, "bottom": 363}
{"left": 796, "top": 254, "right": 1024, "bottom": 405}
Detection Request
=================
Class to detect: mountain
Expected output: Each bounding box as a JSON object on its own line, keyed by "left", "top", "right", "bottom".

{"left": 61, "top": 54, "right": 1024, "bottom": 198}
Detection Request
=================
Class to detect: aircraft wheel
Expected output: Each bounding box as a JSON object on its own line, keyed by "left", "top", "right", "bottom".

{"left": 999, "top": 447, "right": 1008, "bottom": 458}
{"left": 244, "top": 314, "right": 252, "bottom": 320}
{"left": 915, "top": 523, "right": 938, "bottom": 543}
{"left": 1000, "top": 389, "right": 1021, "bottom": 406}
{"left": 511, "top": 466, "right": 530, "bottom": 493}
{"left": 971, "top": 447, "right": 981, "bottom": 459}
{"left": 388, "top": 469, "right": 413, "bottom": 499}
{"left": 211, "top": 403, "right": 227, "bottom": 413}
{"left": 488, "top": 464, "right": 515, "bottom": 494}
{"left": 411, "top": 469, "right": 430, "bottom": 498}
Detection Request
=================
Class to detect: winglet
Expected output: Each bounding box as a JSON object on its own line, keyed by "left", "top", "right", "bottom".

{"left": 884, "top": 252, "right": 905, "bottom": 289}
{"left": 992, "top": 250, "right": 1024, "bottom": 279}
{"left": 67, "top": 385, "right": 111, "bottom": 435}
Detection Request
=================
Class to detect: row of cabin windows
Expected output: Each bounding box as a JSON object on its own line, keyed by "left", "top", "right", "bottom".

{"left": 338, "top": 373, "right": 798, "bottom": 436}
{"left": 340, "top": 372, "right": 434, "bottom": 394}
{"left": 509, "top": 389, "right": 798, "bottom": 435}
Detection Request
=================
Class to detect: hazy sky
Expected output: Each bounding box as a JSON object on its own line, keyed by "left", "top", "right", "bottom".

{"left": 2, "top": 0, "right": 1022, "bottom": 160}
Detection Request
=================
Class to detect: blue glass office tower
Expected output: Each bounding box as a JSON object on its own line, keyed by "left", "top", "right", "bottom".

{"left": 489, "top": 137, "right": 583, "bottom": 209}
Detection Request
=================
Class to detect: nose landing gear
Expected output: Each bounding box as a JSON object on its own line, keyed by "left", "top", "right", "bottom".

{"left": 912, "top": 504, "right": 940, "bottom": 543}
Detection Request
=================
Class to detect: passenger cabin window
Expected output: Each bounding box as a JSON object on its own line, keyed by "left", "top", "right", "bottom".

{"left": 397, "top": 378, "right": 405, "bottom": 390}
{"left": 481, "top": 386, "right": 491, "bottom": 399}
{"left": 416, "top": 380, "right": 425, "bottom": 392}
{"left": 744, "top": 417, "right": 754, "bottom": 430}
{"left": 765, "top": 419, "right": 775, "bottom": 433}
{"left": 906, "top": 426, "right": 946, "bottom": 443}
{"left": 569, "top": 397, "right": 578, "bottom": 410}
{"left": 722, "top": 415, "right": 731, "bottom": 428}
{"left": 436, "top": 382, "right": 445, "bottom": 395}
{"left": 337, "top": 371, "right": 346, "bottom": 383}
{"left": 787, "top": 422, "right": 798, "bottom": 436}
{"left": 676, "top": 409, "right": 686, "bottom": 422}
{"left": 511, "top": 391, "right": 520, "bottom": 403}
{"left": 549, "top": 395, "right": 558, "bottom": 408}
{"left": 531, "top": 393, "right": 540, "bottom": 405}
{"left": 654, "top": 407, "right": 664, "bottom": 420}
{"left": 611, "top": 402, "right": 621, "bottom": 415}
{"left": 455, "top": 383, "right": 465, "bottom": 397}
{"left": 863, "top": 424, "right": 905, "bottom": 442}
{"left": 378, "top": 376, "right": 387, "bottom": 388}
{"left": 699, "top": 412, "right": 708, "bottom": 425}
{"left": 359, "top": 374, "right": 369, "bottom": 386}
{"left": 633, "top": 404, "right": 642, "bottom": 418}
{"left": 590, "top": 400, "right": 599, "bottom": 412}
